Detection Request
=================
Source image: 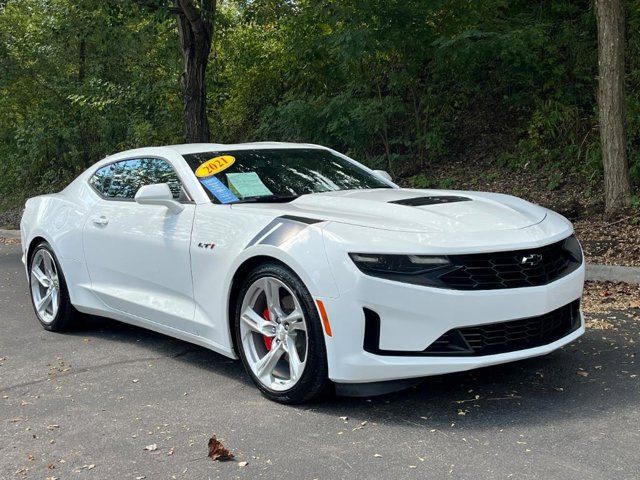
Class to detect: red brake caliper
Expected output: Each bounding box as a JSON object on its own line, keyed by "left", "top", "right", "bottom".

{"left": 262, "top": 308, "right": 273, "bottom": 351}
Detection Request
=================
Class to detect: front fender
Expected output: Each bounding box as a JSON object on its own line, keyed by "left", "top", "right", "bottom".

{"left": 215, "top": 225, "right": 340, "bottom": 359}
{"left": 191, "top": 208, "right": 340, "bottom": 354}
{"left": 226, "top": 229, "right": 340, "bottom": 301}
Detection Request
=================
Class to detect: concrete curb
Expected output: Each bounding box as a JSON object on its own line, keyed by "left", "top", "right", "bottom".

{"left": 585, "top": 264, "right": 640, "bottom": 285}
{"left": 0, "top": 229, "right": 21, "bottom": 240}
{"left": 1, "top": 229, "right": 639, "bottom": 284}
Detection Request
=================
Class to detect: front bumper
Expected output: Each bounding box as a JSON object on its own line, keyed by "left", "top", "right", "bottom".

{"left": 320, "top": 262, "right": 585, "bottom": 384}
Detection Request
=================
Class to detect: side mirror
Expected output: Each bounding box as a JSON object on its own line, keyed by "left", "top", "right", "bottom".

{"left": 374, "top": 169, "right": 393, "bottom": 182}
{"left": 135, "top": 183, "right": 184, "bottom": 214}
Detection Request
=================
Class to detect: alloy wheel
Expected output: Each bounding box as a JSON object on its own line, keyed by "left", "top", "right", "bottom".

{"left": 30, "top": 249, "right": 61, "bottom": 324}
{"left": 239, "top": 276, "right": 308, "bottom": 391}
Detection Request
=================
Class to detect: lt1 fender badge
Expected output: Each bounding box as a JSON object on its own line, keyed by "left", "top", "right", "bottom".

{"left": 198, "top": 242, "right": 215, "bottom": 250}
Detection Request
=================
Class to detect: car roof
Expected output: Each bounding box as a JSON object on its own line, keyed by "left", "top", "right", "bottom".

{"left": 166, "top": 142, "right": 327, "bottom": 155}
{"left": 101, "top": 142, "right": 328, "bottom": 162}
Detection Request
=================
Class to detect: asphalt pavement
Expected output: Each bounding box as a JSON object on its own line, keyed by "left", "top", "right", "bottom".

{"left": 1, "top": 242, "right": 639, "bottom": 480}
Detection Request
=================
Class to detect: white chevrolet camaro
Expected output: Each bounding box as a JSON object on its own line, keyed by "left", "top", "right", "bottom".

{"left": 21, "top": 142, "right": 585, "bottom": 403}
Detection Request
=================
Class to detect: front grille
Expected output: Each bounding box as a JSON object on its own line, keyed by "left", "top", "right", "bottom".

{"left": 363, "top": 300, "right": 581, "bottom": 357}
{"left": 424, "top": 300, "right": 581, "bottom": 356}
{"left": 437, "top": 238, "right": 581, "bottom": 290}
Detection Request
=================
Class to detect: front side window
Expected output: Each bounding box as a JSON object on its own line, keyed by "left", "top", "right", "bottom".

{"left": 89, "top": 158, "right": 182, "bottom": 200}
{"left": 183, "top": 148, "right": 391, "bottom": 204}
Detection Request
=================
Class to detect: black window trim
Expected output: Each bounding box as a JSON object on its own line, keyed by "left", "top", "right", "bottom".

{"left": 87, "top": 155, "right": 195, "bottom": 204}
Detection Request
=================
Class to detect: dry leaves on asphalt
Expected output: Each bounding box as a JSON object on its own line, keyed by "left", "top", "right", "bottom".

{"left": 582, "top": 281, "right": 640, "bottom": 315}
{"left": 0, "top": 237, "right": 20, "bottom": 245}
{"left": 573, "top": 215, "right": 640, "bottom": 267}
{"left": 207, "top": 436, "right": 234, "bottom": 461}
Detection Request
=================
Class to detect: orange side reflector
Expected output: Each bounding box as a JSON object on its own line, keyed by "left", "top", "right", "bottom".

{"left": 316, "top": 299, "right": 332, "bottom": 337}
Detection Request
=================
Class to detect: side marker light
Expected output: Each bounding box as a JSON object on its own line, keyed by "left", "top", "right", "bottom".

{"left": 316, "top": 300, "right": 332, "bottom": 337}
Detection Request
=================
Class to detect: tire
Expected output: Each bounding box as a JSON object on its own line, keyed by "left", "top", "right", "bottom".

{"left": 28, "top": 241, "right": 81, "bottom": 332}
{"left": 234, "top": 262, "right": 330, "bottom": 404}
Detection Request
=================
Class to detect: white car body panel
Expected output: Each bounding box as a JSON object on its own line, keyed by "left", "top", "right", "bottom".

{"left": 20, "top": 142, "right": 585, "bottom": 386}
{"left": 284, "top": 188, "right": 547, "bottom": 233}
{"left": 82, "top": 201, "right": 197, "bottom": 334}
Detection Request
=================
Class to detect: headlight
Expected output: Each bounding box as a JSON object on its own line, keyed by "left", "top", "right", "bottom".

{"left": 349, "top": 253, "right": 451, "bottom": 278}
{"left": 562, "top": 235, "right": 583, "bottom": 264}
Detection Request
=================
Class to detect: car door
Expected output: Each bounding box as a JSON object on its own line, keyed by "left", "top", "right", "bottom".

{"left": 82, "top": 157, "right": 198, "bottom": 334}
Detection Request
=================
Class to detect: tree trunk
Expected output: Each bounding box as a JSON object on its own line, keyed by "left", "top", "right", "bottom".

{"left": 595, "top": 0, "right": 631, "bottom": 211}
{"left": 175, "top": 0, "right": 215, "bottom": 143}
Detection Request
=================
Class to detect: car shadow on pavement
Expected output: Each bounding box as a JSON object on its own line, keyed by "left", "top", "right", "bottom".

{"left": 69, "top": 311, "right": 638, "bottom": 431}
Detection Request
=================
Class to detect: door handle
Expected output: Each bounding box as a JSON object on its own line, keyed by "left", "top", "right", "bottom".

{"left": 92, "top": 216, "right": 109, "bottom": 226}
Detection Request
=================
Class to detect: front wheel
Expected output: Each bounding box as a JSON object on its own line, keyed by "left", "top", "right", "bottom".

{"left": 234, "top": 262, "right": 330, "bottom": 404}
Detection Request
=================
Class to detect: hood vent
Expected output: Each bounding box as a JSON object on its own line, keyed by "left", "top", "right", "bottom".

{"left": 389, "top": 196, "right": 471, "bottom": 206}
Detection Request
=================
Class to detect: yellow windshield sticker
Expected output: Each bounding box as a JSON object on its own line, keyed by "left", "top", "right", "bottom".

{"left": 195, "top": 155, "right": 235, "bottom": 178}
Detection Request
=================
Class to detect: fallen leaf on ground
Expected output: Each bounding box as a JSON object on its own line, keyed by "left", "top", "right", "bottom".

{"left": 582, "top": 282, "right": 640, "bottom": 314}
{"left": 352, "top": 421, "right": 368, "bottom": 431}
{"left": 207, "top": 436, "right": 234, "bottom": 461}
{"left": 0, "top": 237, "right": 20, "bottom": 245}
{"left": 238, "top": 461, "right": 248, "bottom": 467}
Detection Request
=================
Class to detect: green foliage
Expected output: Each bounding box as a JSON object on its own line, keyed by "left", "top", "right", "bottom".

{"left": 409, "top": 174, "right": 433, "bottom": 189}
{"left": 0, "top": 0, "right": 182, "bottom": 204}
{"left": 546, "top": 172, "right": 564, "bottom": 191}
{"left": 0, "top": 0, "right": 639, "bottom": 210}
{"left": 438, "top": 178, "right": 457, "bottom": 190}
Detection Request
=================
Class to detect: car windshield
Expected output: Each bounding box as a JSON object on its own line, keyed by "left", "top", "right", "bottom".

{"left": 183, "top": 148, "right": 391, "bottom": 204}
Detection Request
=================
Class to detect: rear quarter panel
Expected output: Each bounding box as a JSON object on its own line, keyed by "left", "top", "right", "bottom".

{"left": 21, "top": 181, "right": 96, "bottom": 305}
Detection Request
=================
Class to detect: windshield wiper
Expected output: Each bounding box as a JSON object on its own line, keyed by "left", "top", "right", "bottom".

{"left": 230, "top": 195, "right": 299, "bottom": 204}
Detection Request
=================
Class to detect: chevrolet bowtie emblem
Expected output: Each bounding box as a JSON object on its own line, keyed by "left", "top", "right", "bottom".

{"left": 520, "top": 254, "right": 542, "bottom": 267}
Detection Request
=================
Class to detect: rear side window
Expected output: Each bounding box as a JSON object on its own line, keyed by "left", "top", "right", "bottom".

{"left": 89, "top": 158, "right": 182, "bottom": 200}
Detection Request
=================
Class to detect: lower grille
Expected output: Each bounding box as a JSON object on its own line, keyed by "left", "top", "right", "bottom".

{"left": 424, "top": 300, "right": 581, "bottom": 356}
{"left": 363, "top": 300, "right": 581, "bottom": 357}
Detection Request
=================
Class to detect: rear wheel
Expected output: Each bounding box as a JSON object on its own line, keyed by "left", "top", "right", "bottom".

{"left": 234, "top": 262, "right": 329, "bottom": 404}
{"left": 29, "top": 242, "right": 80, "bottom": 331}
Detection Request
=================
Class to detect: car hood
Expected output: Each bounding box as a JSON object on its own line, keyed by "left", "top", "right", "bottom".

{"left": 242, "top": 188, "right": 547, "bottom": 233}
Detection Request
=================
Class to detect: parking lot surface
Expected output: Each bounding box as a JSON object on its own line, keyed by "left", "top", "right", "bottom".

{"left": 1, "top": 242, "right": 639, "bottom": 479}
